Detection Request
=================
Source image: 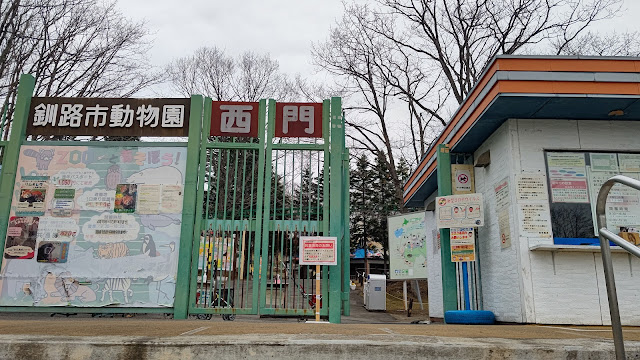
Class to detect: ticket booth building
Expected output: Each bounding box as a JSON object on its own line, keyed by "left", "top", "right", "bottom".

{"left": 404, "top": 56, "right": 640, "bottom": 325}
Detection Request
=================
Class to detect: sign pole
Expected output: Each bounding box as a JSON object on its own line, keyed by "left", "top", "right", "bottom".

{"left": 316, "top": 264, "right": 321, "bottom": 322}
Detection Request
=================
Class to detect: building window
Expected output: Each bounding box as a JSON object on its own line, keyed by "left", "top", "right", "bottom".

{"left": 544, "top": 151, "right": 640, "bottom": 245}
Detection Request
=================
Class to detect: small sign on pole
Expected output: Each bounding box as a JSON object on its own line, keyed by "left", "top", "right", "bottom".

{"left": 300, "top": 236, "right": 337, "bottom": 322}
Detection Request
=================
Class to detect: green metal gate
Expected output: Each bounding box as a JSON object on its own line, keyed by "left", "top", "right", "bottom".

{"left": 189, "top": 98, "right": 347, "bottom": 320}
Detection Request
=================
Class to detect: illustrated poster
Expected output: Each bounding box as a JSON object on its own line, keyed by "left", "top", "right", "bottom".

{"left": 450, "top": 227, "right": 475, "bottom": 262}
{"left": 546, "top": 153, "right": 589, "bottom": 203}
{"left": 0, "top": 145, "right": 187, "bottom": 308}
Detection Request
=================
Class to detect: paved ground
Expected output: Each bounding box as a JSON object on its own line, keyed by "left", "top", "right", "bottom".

{"left": 0, "top": 289, "right": 638, "bottom": 359}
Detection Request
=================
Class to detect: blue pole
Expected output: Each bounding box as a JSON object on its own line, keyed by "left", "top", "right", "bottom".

{"left": 462, "top": 262, "right": 471, "bottom": 310}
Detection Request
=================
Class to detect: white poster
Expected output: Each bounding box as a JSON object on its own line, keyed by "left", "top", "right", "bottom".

{"left": 494, "top": 178, "right": 511, "bottom": 211}
{"left": 515, "top": 174, "right": 548, "bottom": 203}
{"left": 452, "top": 164, "right": 474, "bottom": 194}
{"left": 588, "top": 169, "right": 640, "bottom": 234}
{"left": 498, "top": 210, "right": 512, "bottom": 249}
{"left": 137, "top": 184, "right": 162, "bottom": 215}
{"left": 160, "top": 185, "right": 184, "bottom": 214}
{"left": 388, "top": 212, "right": 427, "bottom": 279}
{"left": 518, "top": 203, "right": 553, "bottom": 238}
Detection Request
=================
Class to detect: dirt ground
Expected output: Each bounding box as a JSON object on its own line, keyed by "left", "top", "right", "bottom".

{"left": 385, "top": 280, "right": 429, "bottom": 320}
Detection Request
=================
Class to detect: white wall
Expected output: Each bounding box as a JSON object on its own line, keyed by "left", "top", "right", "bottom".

{"left": 514, "top": 119, "right": 640, "bottom": 325}
{"left": 473, "top": 121, "right": 526, "bottom": 322}
{"left": 424, "top": 192, "right": 443, "bottom": 318}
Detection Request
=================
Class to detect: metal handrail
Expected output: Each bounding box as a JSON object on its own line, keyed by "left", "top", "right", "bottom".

{"left": 596, "top": 174, "right": 640, "bottom": 360}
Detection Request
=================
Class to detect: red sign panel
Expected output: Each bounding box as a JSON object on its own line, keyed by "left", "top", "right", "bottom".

{"left": 275, "top": 102, "right": 323, "bottom": 138}
{"left": 299, "top": 236, "right": 337, "bottom": 265}
{"left": 210, "top": 101, "right": 259, "bottom": 137}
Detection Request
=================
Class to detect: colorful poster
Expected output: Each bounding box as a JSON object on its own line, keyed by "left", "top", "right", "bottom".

{"left": 36, "top": 241, "right": 69, "bottom": 263}
{"left": 590, "top": 153, "right": 618, "bottom": 172}
{"left": 388, "top": 212, "right": 427, "bottom": 280}
{"left": 450, "top": 227, "right": 475, "bottom": 262}
{"left": 160, "top": 185, "right": 183, "bottom": 214}
{"left": 16, "top": 179, "right": 47, "bottom": 215}
{"left": 4, "top": 216, "right": 39, "bottom": 259}
{"left": 137, "top": 184, "right": 161, "bottom": 215}
{"left": 618, "top": 154, "right": 640, "bottom": 173}
{"left": 518, "top": 203, "right": 553, "bottom": 238}
{"left": 114, "top": 184, "right": 137, "bottom": 213}
{"left": 0, "top": 145, "right": 186, "bottom": 308}
{"left": 546, "top": 152, "right": 589, "bottom": 203}
{"left": 436, "top": 193, "right": 484, "bottom": 228}
{"left": 498, "top": 210, "right": 512, "bottom": 249}
{"left": 515, "top": 174, "right": 548, "bottom": 202}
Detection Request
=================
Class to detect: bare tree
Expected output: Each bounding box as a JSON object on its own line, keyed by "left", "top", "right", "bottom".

{"left": 0, "top": 0, "right": 160, "bottom": 137}
{"left": 555, "top": 31, "right": 640, "bottom": 56}
{"left": 380, "top": 0, "right": 624, "bottom": 104}
{"left": 166, "top": 47, "right": 295, "bottom": 102}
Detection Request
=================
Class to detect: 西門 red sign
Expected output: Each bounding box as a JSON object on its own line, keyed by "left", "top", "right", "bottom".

{"left": 210, "top": 101, "right": 259, "bottom": 137}
{"left": 299, "top": 236, "right": 337, "bottom": 266}
{"left": 275, "top": 102, "right": 323, "bottom": 138}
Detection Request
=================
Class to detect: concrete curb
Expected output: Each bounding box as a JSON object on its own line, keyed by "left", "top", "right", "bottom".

{"left": 1, "top": 334, "right": 639, "bottom": 359}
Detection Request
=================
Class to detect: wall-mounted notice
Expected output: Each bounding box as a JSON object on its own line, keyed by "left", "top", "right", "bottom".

{"left": 451, "top": 164, "right": 474, "bottom": 194}
{"left": 498, "top": 211, "right": 512, "bottom": 249}
{"left": 494, "top": 178, "right": 511, "bottom": 211}
{"left": 137, "top": 184, "right": 161, "bottom": 215}
{"left": 299, "top": 236, "right": 337, "bottom": 265}
{"left": 51, "top": 188, "right": 75, "bottom": 217}
{"left": 515, "top": 174, "right": 548, "bottom": 203}
{"left": 436, "top": 193, "right": 484, "bottom": 229}
{"left": 546, "top": 152, "right": 589, "bottom": 203}
{"left": 388, "top": 212, "right": 427, "bottom": 280}
{"left": 588, "top": 170, "right": 640, "bottom": 234}
{"left": 36, "top": 241, "right": 69, "bottom": 263}
{"left": 450, "top": 227, "right": 475, "bottom": 262}
{"left": 17, "top": 177, "right": 48, "bottom": 216}
{"left": 4, "top": 216, "right": 39, "bottom": 259}
{"left": 590, "top": 153, "right": 619, "bottom": 172}
{"left": 518, "top": 203, "right": 552, "bottom": 238}
{"left": 160, "top": 185, "right": 183, "bottom": 213}
{"left": 114, "top": 184, "right": 137, "bottom": 213}
{"left": 618, "top": 154, "right": 640, "bottom": 173}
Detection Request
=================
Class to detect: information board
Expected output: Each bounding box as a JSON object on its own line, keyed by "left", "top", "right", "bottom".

{"left": 299, "top": 236, "right": 337, "bottom": 266}
{"left": 388, "top": 212, "right": 427, "bottom": 280}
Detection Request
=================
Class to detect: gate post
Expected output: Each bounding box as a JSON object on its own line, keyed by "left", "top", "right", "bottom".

{"left": 0, "top": 74, "right": 34, "bottom": 266}
{"left": 342, "top": 147, "right": 351, "bottom": 316}
{"left": 329, "top": 97, "right": 344, "bottom": 323}
{"left": 436, "top": 144, "right": 458, "bottom": 315}
{"left": 173, "top": 94, "right": 204, "bottom": 319}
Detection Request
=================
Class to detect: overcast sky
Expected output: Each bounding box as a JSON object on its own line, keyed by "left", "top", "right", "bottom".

{"left": 117, "top": 0, "right": 640, "bottom": 97}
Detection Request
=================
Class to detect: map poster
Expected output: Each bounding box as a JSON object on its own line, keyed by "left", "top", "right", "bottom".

{"left": 498, "top": 210, "right": 512, "bottom": 249}
{"left": 518, "top": 203, "right": 552, "bottom": 238}
{"left": 114, "top": 184, "right": 137, "bottom": 213}
{"left": 590, "top": 153, "right": 619, "bottom": 172}
{"left": 618, "top": 154, "right": 640, "bottom": 173}
{"left": 388, "top": 212, "right": 427, "bottom": 280}
{"left": 36, "top": 241, "right": 69, "bottom": 263}
{"left": 436, "top": 193, "right": 484, "bottom": 228}
{"left": 4, "top": 216, "right": 39, "bottom": 259}
{"left": 160, "top": 185, "right": 184, "bottom": 213}
{"left": 137, "top": 184, "right": 161, "bottom": 215}
{"left": 515, "top": 174, "right": 548, "bottom": 202}
{"left": 546, "top": 152, "right": 589, "bottom": 203}
{"left": 450, "top": 227, "right": 475, "bottom": 262}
